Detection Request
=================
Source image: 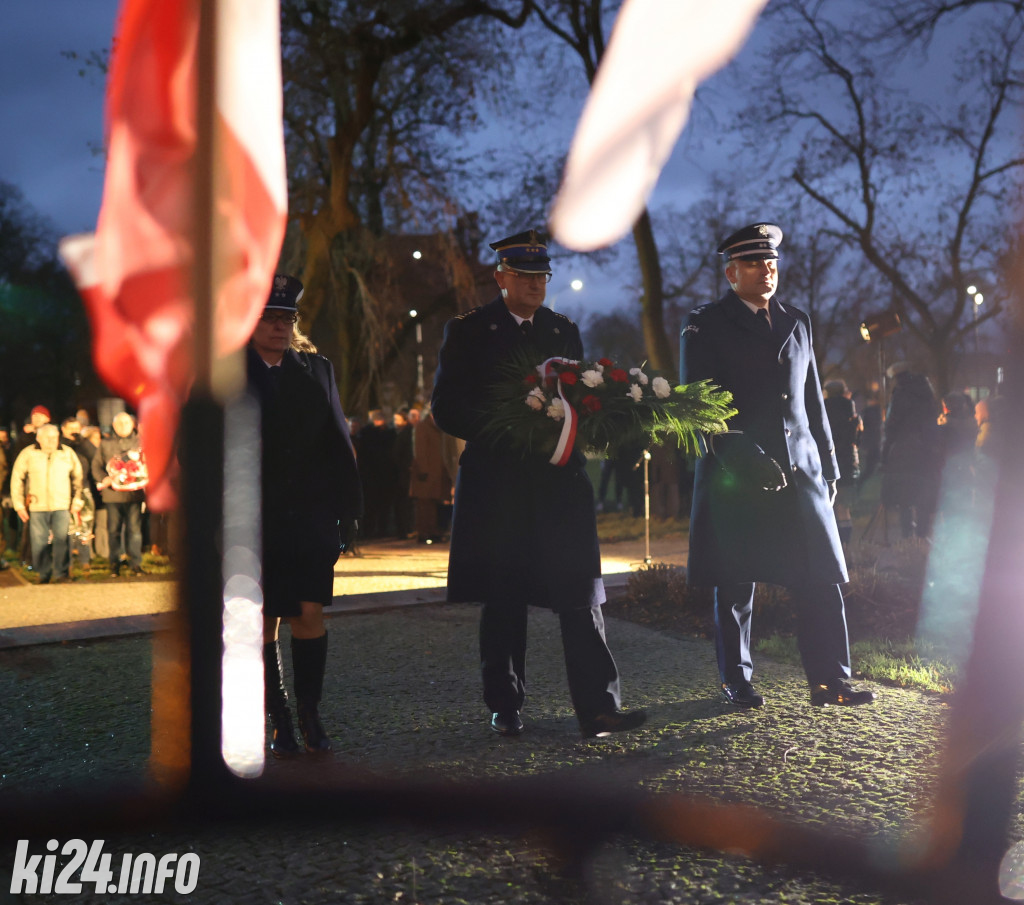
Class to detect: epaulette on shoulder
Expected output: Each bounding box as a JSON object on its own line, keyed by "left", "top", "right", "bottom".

{"left": 453, "top": 306, "right": 484, "bottom": 322}
{"left": 681, "top": 303, "right": 713, "bottom": 338}
{"left": 295, "top": 349, "right": 329, "bottom": 371}
{"left": 550, "top": 309, "right": 575, "bottom": 326}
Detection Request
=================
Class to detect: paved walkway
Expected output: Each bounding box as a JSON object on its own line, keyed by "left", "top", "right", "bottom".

{"left": 0, "top": 588, "right": 949, "bottom": 905}
{"left": 0, "top": 535, "right": 688, "bottom": 648}
{"left": 0, "top": 530, "right": 975, "bottom": 905}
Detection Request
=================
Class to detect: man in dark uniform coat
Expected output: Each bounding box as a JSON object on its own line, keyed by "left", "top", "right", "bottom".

{"left": 248, "top": 274, "right": 363, "bottom": 756}
{"left": 431, "top": 229, "right": 646, "bottom": 739}
{"left": 680, "top": 223, "right": 875, "bottom": 709}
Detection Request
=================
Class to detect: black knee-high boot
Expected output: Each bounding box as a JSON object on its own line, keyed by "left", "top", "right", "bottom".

{"left": 264, "top": 640, "right": 299, "bottom": 757}
{"left": 291, "top": 633, "right": 332, "bottom": 753}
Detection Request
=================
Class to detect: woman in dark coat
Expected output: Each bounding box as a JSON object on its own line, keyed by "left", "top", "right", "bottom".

{"left": 248, "top": 275, "right": 362, "bottom": 757}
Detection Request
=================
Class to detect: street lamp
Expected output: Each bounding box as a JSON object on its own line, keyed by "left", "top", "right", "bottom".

{"left": 409, "top": 309, "right": 424, "bottom": 402}
{"left": 967, "top": 286, "right": 984, "bottom": 396}
{"left": 549, "top": 279, "right": 584, "bottom": 312}
{"left": 967, "top": 286, "right": 984, "bottom": 352}
{"left": 859, "top": 310, "right": 902, "bottom": 405}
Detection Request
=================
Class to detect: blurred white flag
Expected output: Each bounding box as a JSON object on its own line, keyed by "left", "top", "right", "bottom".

{"left": 550, "top": 0, "right": 768, "bottom": 251}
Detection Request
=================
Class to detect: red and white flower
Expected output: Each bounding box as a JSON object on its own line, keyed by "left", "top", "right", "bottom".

{"left": 546, "top": 398, "right": 566, "bottom": 421}
{"left": 485, "top": 351, "right": 735, "bottom": 465}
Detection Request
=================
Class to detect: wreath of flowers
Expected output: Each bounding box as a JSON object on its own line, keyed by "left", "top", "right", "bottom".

{"left": 483, "top": 352, "right": 736, "bottom": 463}
{"left": 106, "top": 449, "right": 150, "bottom": 491}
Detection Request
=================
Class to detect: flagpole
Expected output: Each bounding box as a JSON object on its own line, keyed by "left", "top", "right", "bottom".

{"left": 183, "top": 0, "right": 231, "bottom": 788}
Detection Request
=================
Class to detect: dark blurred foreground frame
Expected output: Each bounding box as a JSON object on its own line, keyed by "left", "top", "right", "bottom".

{"left": 3, "top": 10, "right": 1024, "bottom": 903}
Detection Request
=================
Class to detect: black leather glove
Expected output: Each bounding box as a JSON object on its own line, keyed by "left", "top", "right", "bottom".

{"left": 339, "top": 519, "right": 359, "bottom": 554}
{"left": 711, "top": 432, "right": 788, "bottom": 492}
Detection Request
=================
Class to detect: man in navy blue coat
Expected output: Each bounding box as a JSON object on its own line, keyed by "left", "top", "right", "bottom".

{"left": 680, "top": 223, "right": 875, "bottom": 708}
{"left": 431, "top": 230, "right": 646, "bottom": 739}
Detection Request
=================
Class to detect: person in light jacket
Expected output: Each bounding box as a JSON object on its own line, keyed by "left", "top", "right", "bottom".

{"left": 10, "top": 423, "right": 83, "bottom": 583}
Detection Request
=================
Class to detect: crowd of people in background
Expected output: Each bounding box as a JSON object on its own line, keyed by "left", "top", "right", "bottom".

{"left": 349, "top": 404, "right": 463, "bottom": 545}
{"left": 815, "top": 361, "right": 1002, "bottom": 545}
{"left": 0, "top": 404, "right": 156, "bottom": 582}
{"left": 587, "top": 355, "right": 1000, "bottom": 554}
{"left": 0, "top": 366, "right": 1000, "bottom": 583}
{"left": 349, "top": 399, "right": 695, "bottom": 549}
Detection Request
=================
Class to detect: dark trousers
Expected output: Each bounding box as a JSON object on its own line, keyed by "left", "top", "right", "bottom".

{"left": 714, "top": 582, "right": 852, "bottom": 687}
{"left": 106, "top": 500, "right": 143, "bottom": 570}
{"left": 479, "top": 602, "right": 621, "bottom": 722}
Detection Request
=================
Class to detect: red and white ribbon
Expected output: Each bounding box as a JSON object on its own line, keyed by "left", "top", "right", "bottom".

{"left": 537, "top": 357, "right": 580, "bottom": 466}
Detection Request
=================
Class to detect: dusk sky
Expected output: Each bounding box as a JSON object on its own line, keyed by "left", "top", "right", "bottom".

{"left": 1, "top": 4, "right": 992, "bottom": 321}
{"left": 1, "top": 2, "right": 738, "bottom": 322}
{"left": 0, "top": 2, "right": 119, "bottom": 237}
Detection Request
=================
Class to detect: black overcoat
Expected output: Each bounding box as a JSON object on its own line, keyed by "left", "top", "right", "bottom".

{"left": 680, "top": 291, "right": 846, "bottom": 587}
{"left": 431, "top": 297, "right": 604, "bottom": 611}
{"left": 246, "top": 346, "right": 362, "bottom": 616}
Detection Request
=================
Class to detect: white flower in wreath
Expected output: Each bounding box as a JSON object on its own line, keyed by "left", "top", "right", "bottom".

{"left": 581, "top": 369, "right": 604, "bottom": 388}
{"left": 652, "top": 376, "right": 672, "bottom": 398}
{"left": 525, "top": 387, "right": 546, "bottom": 411}
{"left": 629, "top": 367, "right": 649, "bottom": 385}
{"left": 546, "top": 398, "right": 566, "bottom": 421}
{"left": 627, "top": 384, "right": 644, "bottom": 403}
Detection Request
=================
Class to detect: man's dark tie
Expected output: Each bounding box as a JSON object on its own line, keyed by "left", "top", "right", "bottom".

{"left": 756, "top": 308, "right": 771, "bottom": 335}
{"left": 520, "top": 319, "right": 533, "bottom": 338}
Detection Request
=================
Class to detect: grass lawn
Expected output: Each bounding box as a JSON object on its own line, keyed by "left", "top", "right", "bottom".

{"left": 605, "top": 472, "right": 966, "bottom": 696}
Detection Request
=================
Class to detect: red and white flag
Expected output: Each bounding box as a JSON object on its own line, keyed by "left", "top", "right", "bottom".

{"left": 60, "top": 0, "right": 287, "bottom": 511}
{"left": 550, "top": 0, "right": 768, "bottom": 251}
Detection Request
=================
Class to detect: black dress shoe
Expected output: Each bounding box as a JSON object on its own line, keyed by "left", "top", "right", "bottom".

{"left": 721, "top": 681, "right": 764, "bottom": 708}
{"left": 810, "top": 679, "right": 875, "bottom": 707}
{"left": 490, "top": 711, "right": 524, "bottom": 736}
{"left": 579, "top": 709, "right": 647, "bottom": 739}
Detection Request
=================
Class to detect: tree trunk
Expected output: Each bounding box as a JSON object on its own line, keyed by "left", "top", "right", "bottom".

{"left": 300, "top": 227, "right": 361, "bottom": 410}
{"left": 632, "top": 209, "right": 675, "bottom": 373}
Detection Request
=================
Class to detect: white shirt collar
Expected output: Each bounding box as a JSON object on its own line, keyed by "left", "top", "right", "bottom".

{"left": 739, "top": 297, "right": 771, "bottom": 324}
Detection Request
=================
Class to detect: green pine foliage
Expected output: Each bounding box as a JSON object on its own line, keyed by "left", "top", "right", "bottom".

{"left": 482, "top": 350, "right": 736, "bottom": 460}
